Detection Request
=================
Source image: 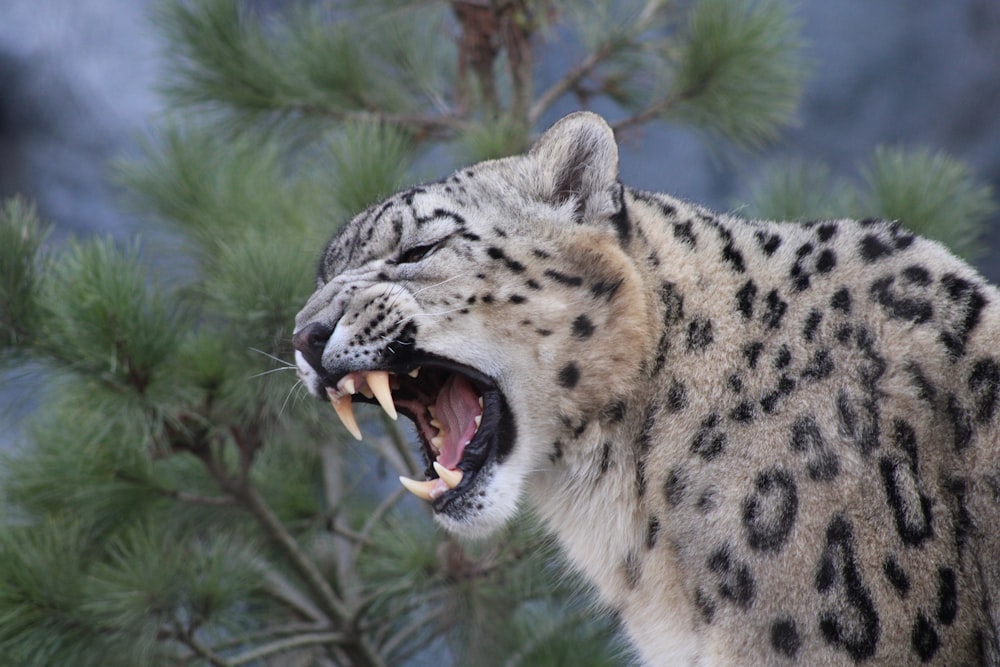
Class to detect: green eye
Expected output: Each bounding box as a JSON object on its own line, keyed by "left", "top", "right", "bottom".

{"left": 398, "top": 243, "right": 437, "bottom": 264}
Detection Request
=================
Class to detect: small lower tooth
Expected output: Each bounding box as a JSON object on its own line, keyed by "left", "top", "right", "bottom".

{"left": 478, "top": 397, "right": 484, "bottom": 408}
{"left": 408, "top": 367, "right": 421, "bottom": 378}
{"left": 430, "top": 418, "right": 442, "bottom": 428}
{"left": 474, "top": 415, "right": 482, "bottom": 428}
{"left": 431, "top": 435, "right": 444, "bottom": 450}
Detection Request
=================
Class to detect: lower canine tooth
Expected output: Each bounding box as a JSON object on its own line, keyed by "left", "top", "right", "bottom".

{"left": 433, "top": 461, "right": 463, "bottom": 489}
{"left": 399, "top": 476, "right": 447, "bottom": 501}
{"left": 366, "top": 370, "right": 397, "bottom": 420}
{"left": 399, "top": 476, "right": 434, "bottom": 501}
{"left": 327, "top": 388, "right": 362, "bottom": 440}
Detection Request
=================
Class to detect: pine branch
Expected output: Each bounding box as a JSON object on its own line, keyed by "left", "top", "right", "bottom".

{"left": 226, "top": 478, "right": 388, "bottom": 667}
{"left": 209, "top": 621, "right": 331, "bottom": 651}
{"left": 360, "top": 587, "right": 454, "bottom": 636}
{"left": 353, "top": 487, "right": 407, "bottom": 561}
{"left": 379, "top": 603, "right": 453, "bottom": 661}
{"left": 227, "top": 632, "right": 347, "bottom": 666}
{"left": 531, "top": 0, "right": 668, "bottom": 125}
{"left": 0, "top": 197, "right": 48, "bottom": 353}
{"left": 295, "top": 107, "right": 467, "bottom": 141}
{"left": 610, "top": 90, "right": 686, "bottom": 134}
{"left": 229, "top": 479, "right": 349, "bottom": 623}
{"left": 649, "top": 0, "right": 805, "bottom": 147}
{"left": 174, "top": 621, "right": 231, "bottom": 667}
{"left": 116, "top": 472, "right": 236, "bottom": 507}
{"left": 255, "top": 561, "right": 327, "bottom": 623}
{"left": 530, "top": 44, "right": 616, "bottom": 125}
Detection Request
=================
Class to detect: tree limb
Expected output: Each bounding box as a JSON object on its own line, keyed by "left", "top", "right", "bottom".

{"left": 530, "top": 45, "right": 613, "bottom": 125}
{"left": 227, "top": 632, "right": 348, "bottom": 666}
{"left": 174, "top": 621, "right": 232, "bottom": 667}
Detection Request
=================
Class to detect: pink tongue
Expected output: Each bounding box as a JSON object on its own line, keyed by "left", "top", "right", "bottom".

{"left": 435, "top": 374, "right": 482, "bottom": 469}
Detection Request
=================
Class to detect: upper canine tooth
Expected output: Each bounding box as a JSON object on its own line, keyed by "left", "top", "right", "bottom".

{"left": 366, "top": 370, "right": 397, "bottom": 420}
{"left": 327, "top": 388, "right": 362, "bottom": 440}
{"left": 433, "top": 461, "right": 463, "bottom": 489}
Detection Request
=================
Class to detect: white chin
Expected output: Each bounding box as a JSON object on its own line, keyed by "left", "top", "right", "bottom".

{"left": 434, "top": 472, "right": 523, "bottom": 539}
{"left": 434, "top": 505, "right": 512, "bottom": 539}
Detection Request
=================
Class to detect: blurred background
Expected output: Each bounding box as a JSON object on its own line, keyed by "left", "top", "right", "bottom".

{"left": 1, "top": 2, "right": 998, "bottom": 662}
{"left": 2, "top": 0, "right": 998, "bottom": 272}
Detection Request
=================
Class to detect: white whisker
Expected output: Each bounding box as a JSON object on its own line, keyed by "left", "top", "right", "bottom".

{"left": 414, "top": 306, "right": 473, "bottom": 318}
{"left": 280, "top": 379, "right": 307, "bottom": 417}
{"left": 248, "top": 347, "right": 295, "bottom": 367}
{"left": 412, "top": 274, "right": 460, "bottom": 296}
{"left": 248, "top": 366, "right": 298, "bottom": 380}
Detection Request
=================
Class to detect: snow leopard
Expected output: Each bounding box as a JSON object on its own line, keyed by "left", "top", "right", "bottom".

{"left": 293, "top": 112, "right": 1000, "bottom": 665}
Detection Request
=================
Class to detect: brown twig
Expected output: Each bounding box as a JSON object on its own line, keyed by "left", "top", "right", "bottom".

{"left": 530, "top": 44, "right": 614, "bottom": 125}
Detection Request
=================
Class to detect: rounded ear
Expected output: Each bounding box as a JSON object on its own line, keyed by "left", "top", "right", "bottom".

{"left": 529, "top": 112, "right": 620, "bottom": 222}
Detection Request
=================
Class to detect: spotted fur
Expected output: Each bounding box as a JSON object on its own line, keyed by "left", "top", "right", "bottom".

{"left": 295, "top": 113, "right": 1000, "bottom": 665}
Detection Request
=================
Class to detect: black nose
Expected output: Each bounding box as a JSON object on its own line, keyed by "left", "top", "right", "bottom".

{"left": 292, "top": 322, "right": 333, "bottom": 374}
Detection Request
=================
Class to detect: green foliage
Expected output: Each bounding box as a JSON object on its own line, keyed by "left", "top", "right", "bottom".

{"left": 2, "top": 0, "right": 993, "bottom": 665}
{"left": 0, "top": 519, "right": 143, "bottom": 667}
{"left": 861, "top": 146, "right": 996, "bottom": 259}
{"left": 327, "top": 121, "right": 419, "bottom": 214}
{"left": 157, "top": 0, "right": 806, "bottom": 160}
{"left": 746, "top": 161, "right": 854, "bottom": 221}
{"left": 158, "top": 0, "right": 452, "bottom": 129}
{"left": 35, "top": 238, "right": 183, "bottom": 396}
{"left": 747, "top": 148, "right": 996, "bottom": 259}
{"left": 456, "top": 116, "right": 531, "bottom": 163}
{"left": 116, "top": 125, "right": 331, "bottom": 264}
{"left": 0, "top": 198, "right": 47, "bottom": 353}
{"left": 4, "top": 405, "right": 163, "bottom": 538}
{"left": 669, "top": 0, "right": 806, "bottom": 147}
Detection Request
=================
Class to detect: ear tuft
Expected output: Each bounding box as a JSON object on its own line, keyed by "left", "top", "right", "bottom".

{"left": 529, "top": 112, "right": 619, "bottom": 221}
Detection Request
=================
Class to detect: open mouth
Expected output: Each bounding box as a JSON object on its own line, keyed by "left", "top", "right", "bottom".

{"left": 321, "top": 357, "right": 512, "bottom": 509}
